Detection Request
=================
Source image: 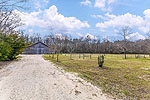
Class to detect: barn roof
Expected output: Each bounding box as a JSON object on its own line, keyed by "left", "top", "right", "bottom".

{"left": 28, "top": 41, "right": 49, "bottom": 48}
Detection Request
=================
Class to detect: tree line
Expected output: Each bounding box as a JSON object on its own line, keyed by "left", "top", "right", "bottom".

{"left": 1, "top": 0, "right": 149, "bottom": 60}
{"left": 25, "top": 29, "right": 150, "bottom": 59}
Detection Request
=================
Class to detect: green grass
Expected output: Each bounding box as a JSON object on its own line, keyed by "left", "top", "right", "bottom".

{"left": 43, "top": 54, "right": 150, "bottom": 100}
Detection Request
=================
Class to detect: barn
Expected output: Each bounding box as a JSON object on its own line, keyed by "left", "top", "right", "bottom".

{"left": 23, "top": 41, "right": 51, "bottom": 54}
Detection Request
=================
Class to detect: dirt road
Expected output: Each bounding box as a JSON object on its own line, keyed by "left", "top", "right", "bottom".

{"left": 0, "top": 55, "right": 114, "bottom": 100}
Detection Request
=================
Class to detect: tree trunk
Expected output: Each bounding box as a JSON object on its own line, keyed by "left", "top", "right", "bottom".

{"left": 70, "top": 53, "right": 72, "bottom": 59}
{"left": 83, "top": 54, "right": 85, "bottom": 59}
{"left": 52, "top": 54, "right": 54, "bottom": 58}
{"left": 57, "top": 54, "right": 59, "bottom": 62}
{"left": 124, "top": 49, "right": 127, "bottom": 59}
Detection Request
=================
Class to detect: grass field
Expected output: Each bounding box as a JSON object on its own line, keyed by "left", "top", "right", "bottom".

{"left": 43, "top": 54, "right": 150, "bottom": 100}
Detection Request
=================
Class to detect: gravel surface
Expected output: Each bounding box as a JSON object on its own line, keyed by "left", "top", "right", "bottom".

{"left": 0, "top": 55, "right": 114, "bottom": 100}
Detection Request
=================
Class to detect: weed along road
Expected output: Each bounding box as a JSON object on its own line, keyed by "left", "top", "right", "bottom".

{"left": 0, "top": 55, "right": 114, "bottom": 100}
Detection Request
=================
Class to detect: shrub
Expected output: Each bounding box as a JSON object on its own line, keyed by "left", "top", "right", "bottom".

{"left": 0, "top": 32, "right": 26, "bottom": 61}
{"left": 0, "top": 41, "right": 12, "bottom": 60}
{"left": 98, "top": 55, "right": 104, "bottom": 67}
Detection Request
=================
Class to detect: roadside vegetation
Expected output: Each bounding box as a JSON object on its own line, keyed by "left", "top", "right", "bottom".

{"left": 0, "top": 32, "right": 26, "bottom": 61}
{"left": 0, "top": 0, "right": 27, "bottom": 61}
{"left": 44, "top": 54, "right": 150, "bottom": 100}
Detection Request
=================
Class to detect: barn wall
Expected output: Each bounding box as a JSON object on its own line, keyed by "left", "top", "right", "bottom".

{"left": 23, "top": 42, "right": 51, "bottom": 54}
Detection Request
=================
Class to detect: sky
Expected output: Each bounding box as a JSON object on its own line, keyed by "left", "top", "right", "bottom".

{"left": 16, "top": 0, "right": 150, "bottom": 41}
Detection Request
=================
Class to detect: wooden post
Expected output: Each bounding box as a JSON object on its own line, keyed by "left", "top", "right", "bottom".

{"left": 90, "top": 54, "right": 91, "bottom": 59}
{"left": 135, "top": 54, "right": 136, "bottom": 58}
{"left": 83, "top": 54, "right": 85, "bottom": 59}
{"left": 52, "top": 54, "right": 54, "bottom": 58}
{"left": 57, "top": 54, "right": 59, "bottom": 62}
{"left": 79, "top": 54, "right": 80, "bottom": 58}
{"left": 70, "top": 53, "right": 72, "bottom": 59}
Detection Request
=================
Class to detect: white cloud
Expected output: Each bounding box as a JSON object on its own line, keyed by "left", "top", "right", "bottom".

{"left": 96, "top": 11, "right": 150, "bottom": 34}
{"left": 84, "top": 33, "right": 97, "bottom": 40}
{"left": 81, "top": 0, "right": 116, "bottom": 12}
{"left": 43, "top": 0, "right": 49, "bottom": 4}
{"left": 34, "top": 2, "right": 41, "bottom": 9}
{"left": 77, "top": 33, "right": 83, "bottom": 37}
{"left": 94, "top": 0, "right": 116, "bottom": 12}
{"left": 91, "top": 13, "right": 115, "bottom": 20}
{"left": 127, "top": 32, "right": 145, "bottom": 41}
{"left": 108, "top": 0, "right": 116, "bottom": 4}
{"left": 91, "top": 14, "right": 106, "bottom": 20}
{"left": 80, "top": 0, "right": 91, "bottom": 6}
{"left": 28, "top": 29, "right": 33, "bottom": 33}
{"left": 16, "top": 5, "right": 90, "bottom": 33}
{"left": 55, "top": 33, "right": 66, "bottom": 40}
{"left": 94, "top": 0, "right": 105, "bottom": 8}
{"left": 34, "top": 0, "right": 49, "bottom": 9}
{"left": 96, "top": 13, "right": 144, "bottom": 28}
{"left": 101, "top": 7, "right": 112, "bottom": 12}
{"left": 144, "top": 9, "right": 150, "bottom": 20}
{"left": 114, "top": 29, "right": 119, "bottom": 33}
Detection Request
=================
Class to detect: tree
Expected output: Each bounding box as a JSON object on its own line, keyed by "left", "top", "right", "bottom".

{"left": 0, "top": 0, "right": 28, "bottom": 9}
{"left": 0, "top": 10, "right": 23, "bottom": 34}
{"left": 0, "top": 0, "right": 28, "bottom": 61}
{"left": 67, "top": 41, "right": 75, "bottom": 59}
{"left": 118, "top": 26, "right": 132, "bottom": 59}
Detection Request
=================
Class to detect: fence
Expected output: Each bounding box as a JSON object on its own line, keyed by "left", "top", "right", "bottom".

{"left": 48, "top": 53, "right": 150, "bottom": 62}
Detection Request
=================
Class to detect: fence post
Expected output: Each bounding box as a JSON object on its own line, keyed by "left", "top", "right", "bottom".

{"left": 70, "top": 53, "right": 72, "bottom": 59}
{"left": 83, "top": 54, "right": 85, "bottom": 59}
{"left": 90, "top": 54, "right": 91, "bottom": 59}
{"left": 52, "top": 54, "right": 54, "bottom": 58}
{"left": 57, "top": 54, "right": 59, "bottom": 62}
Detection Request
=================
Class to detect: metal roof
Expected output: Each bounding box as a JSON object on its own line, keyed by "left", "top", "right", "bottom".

{"left": 28, "top": 41, "right": 49, "bottom": 48}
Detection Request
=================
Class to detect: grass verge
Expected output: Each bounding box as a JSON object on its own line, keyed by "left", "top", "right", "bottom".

{"left": 43, "top": 54, "right": 150, "bottom": 100}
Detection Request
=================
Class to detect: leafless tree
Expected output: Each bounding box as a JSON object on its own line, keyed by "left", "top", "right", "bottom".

{"left": 0, "top": 10, "right": 23, "bottom": 34}
{"left": 0, "top": 0, "right": 28, "bottom": 10}
{"left": 118, "top": 26, "right": 132, "bottom": 59}
{"left": 67, "top": 38, "right": 75, "bottom": 59}
{"left": 0, "top": 0, "right": 28, "bottom": 34}
{"left": 23, "top": 32, "right": 150, "bottom": 57}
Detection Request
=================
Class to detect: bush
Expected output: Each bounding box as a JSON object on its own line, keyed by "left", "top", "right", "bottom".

{"left": 0, "top": 32, "right": 26, "bottom": 61}
{"left": 0, "top": 41, "right": 12, "bottom": 60}
{"left": 98, "top": 55, "right": 104, "bottom": 67}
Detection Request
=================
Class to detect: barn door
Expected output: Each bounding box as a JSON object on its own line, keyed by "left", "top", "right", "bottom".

{"left": 41, "top": 48, "right": 44, "bottom": 54}
{"left": 37, "top": 48, "right": 41, "bottom": 54}
{"left": 39, "top": 48, "right": 41, "bottom": 54}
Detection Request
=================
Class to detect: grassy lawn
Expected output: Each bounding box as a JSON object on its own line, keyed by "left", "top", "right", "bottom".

{"left": 43, "top": 54, "right": 150, "bottom": 100}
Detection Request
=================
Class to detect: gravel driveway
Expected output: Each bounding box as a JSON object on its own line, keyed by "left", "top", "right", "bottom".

{"left": 0, "top": 55, "right": 114, "bottom": 100}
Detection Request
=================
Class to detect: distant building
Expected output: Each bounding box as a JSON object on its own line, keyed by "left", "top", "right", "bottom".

{"left": 23, "top": 42, "right": 51, "bottom": 54}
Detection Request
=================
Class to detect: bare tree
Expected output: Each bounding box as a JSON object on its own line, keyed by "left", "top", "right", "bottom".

{"left": 0, "top": 0, "right": 28, "bottom": 9}
{"left": 118, "top": 26, "right": 132, "bottom": 59}
{"left": 0, "top": 0, "right": 28, "bottom": 34}
{"left": 0, "top": 10, "right": 23, "bottom": 34}
{"left": 67, "top": 39, "right": 75, "bottom": 59}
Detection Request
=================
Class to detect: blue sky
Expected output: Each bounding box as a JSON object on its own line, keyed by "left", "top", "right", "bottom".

{"left": 17, "top": 0, "right": 150, "bottom": 40}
